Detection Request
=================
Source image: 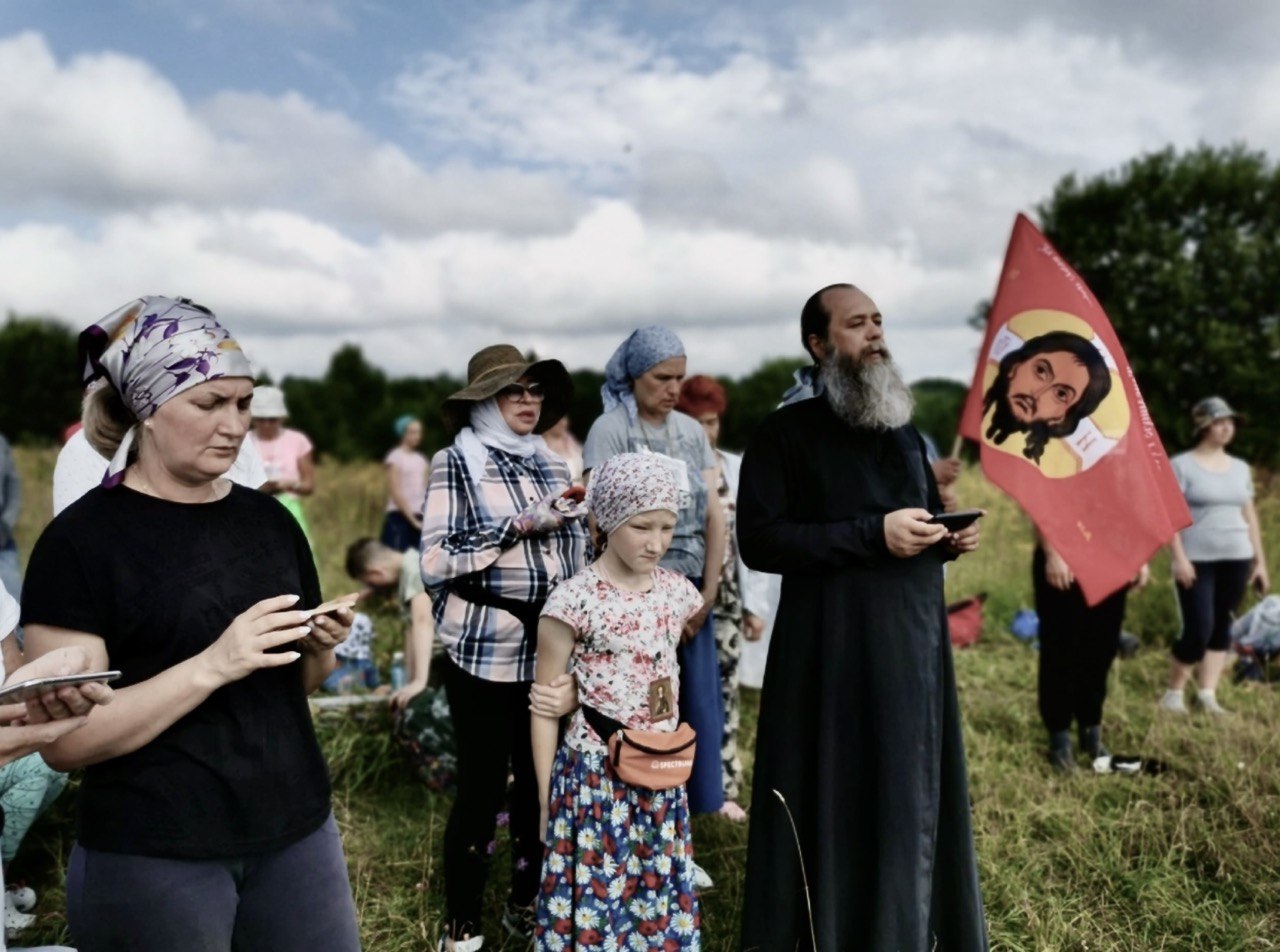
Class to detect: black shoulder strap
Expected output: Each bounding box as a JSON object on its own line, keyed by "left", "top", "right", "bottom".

{"left": 579, "top": 704, "right": 627, "bottom": 743}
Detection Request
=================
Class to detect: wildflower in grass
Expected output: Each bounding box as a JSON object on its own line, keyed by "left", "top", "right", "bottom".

{"left": 495, "top": 811, "right": 510, "bottom": 828}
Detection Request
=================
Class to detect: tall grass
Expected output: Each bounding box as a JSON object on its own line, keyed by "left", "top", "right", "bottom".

{"left": 8, "top": 451, "right": 1280, "bottom": 949}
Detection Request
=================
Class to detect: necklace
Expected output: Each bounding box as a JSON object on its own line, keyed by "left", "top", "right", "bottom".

{"left": 127, "top": 466, "right": 222, "bottom": 503}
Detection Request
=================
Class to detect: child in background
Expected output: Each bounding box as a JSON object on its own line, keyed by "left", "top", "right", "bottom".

{"left": 531, "top": 453, "right": 703, "bottom": 949}
{"left": 345, "top": 538, "right": 437, "bottom": 709}
{"left": 321, "top": 613, "right": 379, "bottom": 693}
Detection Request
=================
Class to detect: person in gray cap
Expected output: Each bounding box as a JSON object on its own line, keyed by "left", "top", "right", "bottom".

{"left": 1160, "top": 396, "right": 1270, "bottom": 715}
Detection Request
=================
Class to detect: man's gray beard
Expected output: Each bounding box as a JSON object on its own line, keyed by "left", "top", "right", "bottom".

{"left": 819, "top": 349, "right": 915, "bottom": 430}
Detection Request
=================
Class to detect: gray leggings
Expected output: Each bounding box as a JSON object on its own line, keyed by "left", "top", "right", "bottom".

{"left": 66, "top": 815, "right": 361, "bottom": 952}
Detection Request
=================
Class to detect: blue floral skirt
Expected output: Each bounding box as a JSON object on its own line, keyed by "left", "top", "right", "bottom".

{"left": 535, "top": 744, "right": 702, "bottom": 951}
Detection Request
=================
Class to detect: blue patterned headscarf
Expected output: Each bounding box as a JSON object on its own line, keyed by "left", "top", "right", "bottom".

{"left": 80, "top": 296, "right": 254, "bottom": 486}
{"left": 601, "top": 326, "right": 686, "bottom": 421}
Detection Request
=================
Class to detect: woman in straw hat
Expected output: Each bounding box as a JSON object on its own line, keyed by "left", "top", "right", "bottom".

{"left": 1160, "top": 396, "right": 1270, "bottom": 716}
{"left": 420, "top": 344, "right": 587, "bottom": 950}
{"left": 21, "top": 296, "right": 360, "bottom": 951}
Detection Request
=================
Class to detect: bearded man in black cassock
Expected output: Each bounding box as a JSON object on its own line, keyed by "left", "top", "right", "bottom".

{"left": 737, "top": 284, "right": 988, "bottom": 951}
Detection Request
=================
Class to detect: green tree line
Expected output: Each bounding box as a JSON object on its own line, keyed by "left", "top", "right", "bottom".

{"left": 5, "top": 144, "right": 1275, "bottom": 465}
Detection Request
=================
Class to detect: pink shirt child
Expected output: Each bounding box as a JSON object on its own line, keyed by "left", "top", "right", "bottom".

{"left": 384, "top": 446, "right": 429, "bottom": 514}
{"left": 251, "top": 428, "right": 313, "bottom": 485}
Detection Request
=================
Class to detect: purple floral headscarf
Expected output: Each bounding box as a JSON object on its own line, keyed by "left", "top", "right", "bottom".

{"left": 586, "top": 452, "right": 681, "bottom": 535}
{"left": 80, "top": 296, "right": 254, "bottom": 486}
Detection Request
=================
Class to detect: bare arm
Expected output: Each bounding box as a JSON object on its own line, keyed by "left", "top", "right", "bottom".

{"left": 392, "top": 594, "right": 437, "bottom": 710}
{"left": 532, "top": 616, "right": 576, "bottom": 841}
{"left": 24, "top": 594, "right": 312, "bottom": 771}
{"left": 683, "top": 467, "right": 725, "bottom": 640}
{"left": 1168, "top": 530, "right": 1195, "bottom": 588}
{"left": 386, "top": 462, "right": 418, "bottom": 524}
{"left": 293, "top": 452, "right": 315, "bottom": 496}
{"left": 1244, "top": 500, "right": 1269, "bottom": 593}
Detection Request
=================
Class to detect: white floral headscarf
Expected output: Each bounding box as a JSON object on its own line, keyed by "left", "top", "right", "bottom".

{"left": 80, "top": 296, "right": 253, "bottom": 486}
{"left": 586, "top": 452, "right": 681, "bottom": 535}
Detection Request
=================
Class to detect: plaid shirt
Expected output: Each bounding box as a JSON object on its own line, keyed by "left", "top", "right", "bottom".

{"left": 421, "top": 443, "right": 587, "bottom": 682}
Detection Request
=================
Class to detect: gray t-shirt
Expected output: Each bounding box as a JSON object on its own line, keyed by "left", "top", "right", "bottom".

{"left": 1171, "top": 451, "right": 1255, "bottom": 562}
{"left": 583, "top": 406, "right": 717, "bottom": 579}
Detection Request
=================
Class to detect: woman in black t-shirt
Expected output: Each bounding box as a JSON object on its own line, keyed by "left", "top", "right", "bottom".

{"left": 20, "top": 297, "right": 361, "bottom": 952}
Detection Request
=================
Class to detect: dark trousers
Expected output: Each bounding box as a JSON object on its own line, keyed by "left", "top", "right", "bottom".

{"left": 1034, "top": 548, "right": 1129, "bottom": 734}
{"left": 440, "top": 654, "right": 541, "bottom": 936}
{"left": 1173, "top": 559, "right": 1253, "bottom": 664}
{"left": 66, "top": 815, "right": 360, "bottom": 952}
{"left": 380, "top": 511, "right": 419, "bottom": 552}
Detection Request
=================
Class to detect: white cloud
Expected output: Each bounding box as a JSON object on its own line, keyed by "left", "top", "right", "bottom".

{"left": 0, "top": 200, "right": 986, "bottom": 381}
{"left": 391, "top": 11, "right": 1206, "bottom": 263}
{"left": 0, "top": 32, "right": 580, "bottom": 236}
{"left": 0, "top": 3, "right": 1273, "bottom": 394}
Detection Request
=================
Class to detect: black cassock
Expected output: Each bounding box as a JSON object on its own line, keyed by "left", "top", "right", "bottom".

{"left": 737, "top": 397, "right": 987, "bottom": 952}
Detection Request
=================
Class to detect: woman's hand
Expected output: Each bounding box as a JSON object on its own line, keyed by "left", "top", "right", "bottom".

{"left": 1044, "top": 549, "right": 1074, "bottom": 591}
{"left": 682, "top": 599, "right": 713, "bottom": 643}
{"left": 513, "top": 489, "right": 588, "bottom": 537}
{"left": 1251, "top": 561, "right": 1270, "bottom": 595}
{"left": 197, "top": 594, "right": 312, "bottom": 687}
{"left": 299, "top": 605, "right": 353, "bottom": 655}
{"left": 1172, "top": 556, "right": 1196, "bottom": 589}
{"left": 11, "top": 647, "right": 116, "bottom": 724}
{"left": 529, "top": 673, "right": 579, "bottom": 718}
{"left": 0, "top": 715, "right": 93, "bottom": 768}
{"left": 742, "top": 612, "right": 765, "bottom": 642}
{"left": 390, "top": 679, "right": 427, "bottom": 712}
{"left": 1132, "top": 564, "right": 1151, "bottom": 590}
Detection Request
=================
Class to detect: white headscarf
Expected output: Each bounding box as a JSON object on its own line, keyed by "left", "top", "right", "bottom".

{"left": 453, "top": 397, "right": 547, "bottom": 486}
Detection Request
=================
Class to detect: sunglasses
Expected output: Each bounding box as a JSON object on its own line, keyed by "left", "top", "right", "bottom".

{"left": 497, "top": 381, "right": 546, "bottom": 401}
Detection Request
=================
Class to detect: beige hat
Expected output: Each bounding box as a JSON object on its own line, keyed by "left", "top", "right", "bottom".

{"left": 441, "top": 344, "right": 572, "bottom": 435}
{"left": 251, "top": 385, "right": 288, "bottom": 419}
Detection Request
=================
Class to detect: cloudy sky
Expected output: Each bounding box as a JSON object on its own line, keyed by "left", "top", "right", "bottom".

{"left": 1, "top": 1, "right": 1277, "bottom": 385}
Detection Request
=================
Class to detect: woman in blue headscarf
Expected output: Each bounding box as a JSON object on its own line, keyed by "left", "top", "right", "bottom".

{"left": 382, "top": 413, "right": 429, "bottom": 551}
{"left": 580, "top": 327, "right": 728, "bottom": 840}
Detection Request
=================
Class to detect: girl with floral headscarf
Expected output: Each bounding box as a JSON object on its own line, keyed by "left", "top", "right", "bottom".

{"left": 531, "top": 453, "right": 704, "bottom": 949}
{"left": 21, "top": 296, "right": 361, "bottom": 952}
{"left": 582, "top": 327, "right": 727, "bottom": 830}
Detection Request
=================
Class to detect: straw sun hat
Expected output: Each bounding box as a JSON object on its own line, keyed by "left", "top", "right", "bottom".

{"left": 441, "top": 344, "right": 572, "bottom": 434}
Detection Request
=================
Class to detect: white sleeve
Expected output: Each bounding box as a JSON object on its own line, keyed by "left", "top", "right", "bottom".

{"left": 53, "top": 430, "right": 107, "bottom": 516}
{"left": 228, "top": 435, "right": 268, "bottom": 489}
{"left": 0, "top": 578, "right": 18, "bottom": 640}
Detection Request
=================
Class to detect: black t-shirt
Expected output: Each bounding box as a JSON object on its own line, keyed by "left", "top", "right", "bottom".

{"left": 21, "top": 484, "right": 332, "bottom": 859}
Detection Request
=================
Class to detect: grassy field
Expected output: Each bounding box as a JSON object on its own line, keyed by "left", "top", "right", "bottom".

{"left": 8, "top": 448, "right": 1280, "bottom": 950}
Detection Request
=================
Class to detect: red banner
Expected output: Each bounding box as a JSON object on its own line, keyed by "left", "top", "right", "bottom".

{"left": 959, "top": 213, "right": 1190, "bottom": 604}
